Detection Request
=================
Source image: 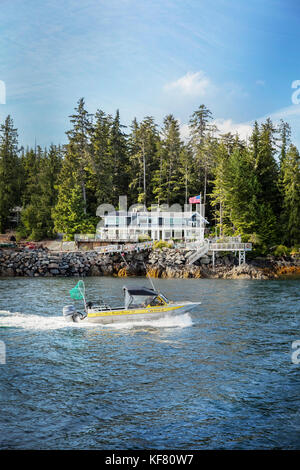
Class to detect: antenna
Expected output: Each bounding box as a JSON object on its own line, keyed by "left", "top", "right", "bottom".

{"left": 143, "top": 262, "right": 157, "bottom": 292}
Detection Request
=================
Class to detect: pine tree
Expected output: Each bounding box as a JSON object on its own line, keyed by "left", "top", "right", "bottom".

{"left": 110, "top": 110, "right": 128, "bottom": 206}
{"left": 152, "top": 115, "right": 183, "bottom": 206}
{"left": 20, "top": 145, "right": 63, "bottom": 240}
{"left": 209, "top": 141, "right": 231, "bottom": 236}
{"left": 21, "top": 146, "right": 44, "bottom": 207}
{"left": 255, "top": 119, "right": 279, "bottom": 211}
{"left": 220, "top": 146, "right": 260, "bottom": 236}
{"left": 52, "top": 157, "right": 96, "bottom": 240}
{"left": 188, "top": 105, "right": 214, "bottom": 205}
{"left": 128, "top": 116, "right": 159, "bottom": 206}
{"left": 0, "top": 115, "right": 21, "bottom": 232}
{"left": 279, "top": 120, "right": 291, "bottom": 169}
{"left": 281, "top": 144, "right": 300, "bottom": 246}
{"left": 65, "top": 98, "right": 94, "bottom": 215}
{"left": 251, "top": 119, "right": 280, "bottom": 243}
{"left": 90, "top": 109, "right": 114, "bottom": 208}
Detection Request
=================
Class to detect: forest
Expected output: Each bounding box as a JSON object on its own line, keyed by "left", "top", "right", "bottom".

{"left": 0, "top": 98, "right": 299, "bottom": 253}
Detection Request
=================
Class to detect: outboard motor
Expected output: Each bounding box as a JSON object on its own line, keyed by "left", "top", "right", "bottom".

{"left": 63, "top": 305, "right": 86, "bottom": 322}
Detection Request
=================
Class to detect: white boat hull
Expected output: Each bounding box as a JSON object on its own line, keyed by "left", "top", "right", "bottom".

{"left": 85, "top": 301, "right": 200, "bottom": 324}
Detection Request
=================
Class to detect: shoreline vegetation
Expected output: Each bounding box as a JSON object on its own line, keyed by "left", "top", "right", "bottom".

{"left": 0, "top": 100, "right": 299, "bottom": 259}
{"left": 1, "top": 247, "right": 299, "bottom": 280}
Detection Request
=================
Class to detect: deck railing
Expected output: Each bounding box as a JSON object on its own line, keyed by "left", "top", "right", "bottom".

{"left": 95, "top": 241, "right": 153, "bottom": 254}
{"left": 209, "top": 242, "right": 252, "bottom": 251}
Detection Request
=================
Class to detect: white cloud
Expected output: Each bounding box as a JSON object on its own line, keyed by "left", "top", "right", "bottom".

{"left": 266, "top": 103, "right": 300, "bottom": 120}
{"left": 178, "top": 103, "right": 300, "bottom": 147}
{"left": 179, "top": 119, "right": 252, "bottom": 142}
{"left": 179, "top": 123, "right": 190, "bottom": 141}
{"left": 213, "top": 118, "right": 253, "bottom": 141}
{"left": 164, "top": 71, "right": 214, "bottom": 97}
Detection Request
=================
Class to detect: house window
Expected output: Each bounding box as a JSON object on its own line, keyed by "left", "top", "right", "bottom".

{"left": 139, "top": 217, "right": 148, "bottom": 226}
{"left": 173, "top": 218, "right": 182, "bottom": 226}
{"left": 106, "top": 216, "right": 116, "bottom": 226}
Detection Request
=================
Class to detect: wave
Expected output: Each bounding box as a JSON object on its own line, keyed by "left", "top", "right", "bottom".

{"left": 0, "top": 310, "right": 193, "bottom": 331}
{"left": 104, "top": 313, "right": 193, "bottom": 330}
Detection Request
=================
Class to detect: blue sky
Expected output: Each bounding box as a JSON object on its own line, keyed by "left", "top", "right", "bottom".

{"left": 0, "top": 0, "right": 300, "bottom": 148}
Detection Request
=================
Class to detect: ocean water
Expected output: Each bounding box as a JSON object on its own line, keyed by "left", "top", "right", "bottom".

{"left": 0, "top": 277, "right": 299, "bottom": 449}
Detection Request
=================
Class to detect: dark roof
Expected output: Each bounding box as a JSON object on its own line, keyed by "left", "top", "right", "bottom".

{"left": 123, "top": 286, "right": 157, "bottom": 296}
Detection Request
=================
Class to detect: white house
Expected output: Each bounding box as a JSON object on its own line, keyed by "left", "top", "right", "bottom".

{"left": 96, "top": 208, "right": 208, "bottom": 242}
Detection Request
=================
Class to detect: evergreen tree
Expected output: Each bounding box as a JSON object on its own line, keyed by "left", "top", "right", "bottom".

{"left": 210, "top": 141, "right": 231, "bottom": 236}
{"left": 128, "top": 116, "right": 159, "bottom": 206}
{"left": 281, "top": 144, "right": 300, "bottom": 246}
{"left": 0, "top": 115, "right": 21, "bottom": 231}
{"left": 279, "top": 119, "right": 291, "bottom": 169}
{"left": 110, "top": 110, "right": 129, "bottom": 206}
{"left": 219, "top": 146, "right": 260, "bottom": 236}
{"left": 188, "top": 105, "right": 214, "bottom": 205}
{"left": 90, "top": 109, "right": 114, "bottom": 208}
{"left": 20, "top": 145, "right": 63, "bottom": 240}
{"left": 21, "top": 146, "right": 43, "bottom": 206}
{"left": 152, "top": 115, "right": 183, "bottom": 206}
{"left": 255, "top": 119, "right": 279, "bottom": 211}
{"left": 1, "top": 100, "right": 299, "bottom": 249}
{"left": 52, "top": 156, "right": 96, "bottom": 240}
{"left": 65, "top": 98, "right": 94, "bottom": 215}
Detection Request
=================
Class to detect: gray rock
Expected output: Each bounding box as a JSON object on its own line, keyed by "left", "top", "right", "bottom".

{"left": 50, "top": 269, "right": 60, "bottom": 275}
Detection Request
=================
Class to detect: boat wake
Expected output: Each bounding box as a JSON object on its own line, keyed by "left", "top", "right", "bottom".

{"left": 0, "top": 310, "right": 74, "bottom": 331}
{"left": 0, "top": 310, "right": 193, "bottom": 331}
{"left": 104, "top": 313, "right": 193, "bottom": 330}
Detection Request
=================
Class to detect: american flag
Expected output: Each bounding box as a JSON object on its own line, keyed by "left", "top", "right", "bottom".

{"left": 189, "top": 195, "right": 201, "bottom": 204}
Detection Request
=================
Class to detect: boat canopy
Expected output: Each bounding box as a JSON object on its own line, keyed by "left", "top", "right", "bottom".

{"left": 123, "top": 286, "right": 158, "bottom": 309}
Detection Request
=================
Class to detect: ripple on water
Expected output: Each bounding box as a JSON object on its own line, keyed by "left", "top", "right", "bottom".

{"left": 0, "top": 277, "right": 299, "bottom": 449}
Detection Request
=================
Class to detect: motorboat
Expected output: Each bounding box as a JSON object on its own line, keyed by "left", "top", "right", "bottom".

{"left": 63, "top": 281, "right": 200, "bottom": 324}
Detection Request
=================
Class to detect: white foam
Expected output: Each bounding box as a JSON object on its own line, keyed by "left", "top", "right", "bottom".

{"left": 0, "top": 311, "right": 192, "bottom": 331}
{"left": 0, "top": 311, "right": 82, "bottom": 331}
{"left": 103, "top": 313, "right": 193, "bottom": 330}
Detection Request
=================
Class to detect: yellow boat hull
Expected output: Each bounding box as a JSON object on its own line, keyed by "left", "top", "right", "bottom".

{"left": 86, "top": 302, "right": 200, "bottom": 324}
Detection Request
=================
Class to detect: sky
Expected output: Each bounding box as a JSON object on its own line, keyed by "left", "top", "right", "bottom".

{"left": 0, "top": 0, "right": 300, "bottom": 148}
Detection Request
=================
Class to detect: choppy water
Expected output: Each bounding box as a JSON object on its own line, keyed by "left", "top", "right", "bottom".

{"left": 0, "top": 277, "right": 299, "bottom": 449}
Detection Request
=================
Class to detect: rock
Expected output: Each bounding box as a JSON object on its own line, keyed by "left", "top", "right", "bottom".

{"left": 49, "top": 269, "right": 60, "bottom": 275}
{"left": 48, "top": 263, "right": 59, "bottom": 269}
{"left": 90, "top": 265, "right": 101, "bottom": 276}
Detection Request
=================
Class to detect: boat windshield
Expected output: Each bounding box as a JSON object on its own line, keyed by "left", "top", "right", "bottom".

{"left": 149, "top": 296, "right": 165, "bottom": 306}
{"left": 123, "top": 286, "right": 169, "bottom": 309}
{"left": 158, "top": 293, "right": 169, "bottom": 304}
{"left": 130, "top": 295, "right": 155, "bottom": 307}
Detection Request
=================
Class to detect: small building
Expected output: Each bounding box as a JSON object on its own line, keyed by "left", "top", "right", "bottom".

{"left": 96, "top": 209, "right": 208, "bottom": 242}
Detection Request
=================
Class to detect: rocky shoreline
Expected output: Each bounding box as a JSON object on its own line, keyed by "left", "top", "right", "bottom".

{"left": 0, "top": 247, "right": 300, "bottom": 280}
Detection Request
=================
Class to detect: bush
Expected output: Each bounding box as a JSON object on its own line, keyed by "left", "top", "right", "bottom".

{"left": 153, "top": 240, "right": 172, "bottom": 250}
{"left": 290, "top": 245, "right": 300, "bottom": 256}
{"left": 15, "top": 229, "right": 26, "bottom": 242}
{"left": 273, "top": 245, "right": 290, "bottom": 257}
{"left": 248, "top": 233, "right": 262, "bottom": 245}
{"left": 28, "top": 229, "right": 45, "bottom": 241}
{"left": 138, "top": 234, "right": 151, "bottom": 242}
